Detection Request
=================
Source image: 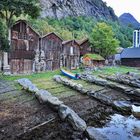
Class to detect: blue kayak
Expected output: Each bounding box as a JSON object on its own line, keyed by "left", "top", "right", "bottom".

{"left": 61, "top": 69, "right": 80, "bottom": 80}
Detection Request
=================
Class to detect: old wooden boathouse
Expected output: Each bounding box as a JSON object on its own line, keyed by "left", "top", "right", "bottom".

{"left": 62, "top": 40, "right": 80, "bottom": 70}
{"left": 41, "top": 32, "right": 63, "bottom": 71}
{"left": 0, "top": 19, "right": 94, "bottom": 74}
{"left": 10, "top": 20, "right": 40, "bottom": 74}
{"left": 77, "top": 39, "right": 91, "bottom": 57}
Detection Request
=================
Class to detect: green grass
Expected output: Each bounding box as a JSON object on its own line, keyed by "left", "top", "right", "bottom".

{"left": 1, "top": 66, "right": 140, "bottom": 99}
{"left": 1, "top": 70, "right": 61, "bottom": 81}
{"left": 83, "top": 53, "right": 105, "bottom": 60}
{"left": 92, "top": 66, "right": 140, "bottom": 76}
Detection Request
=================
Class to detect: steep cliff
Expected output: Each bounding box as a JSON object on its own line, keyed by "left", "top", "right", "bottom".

{"left": 40, "top": 0, "right": 117, "bottom": 21}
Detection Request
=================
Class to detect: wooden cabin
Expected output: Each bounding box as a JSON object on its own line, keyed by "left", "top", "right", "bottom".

{"left": 77, "top": 39, "right": 91, "bottom": 56}
{"left": 41, "top": 32, "right": 63, "bottom": 71}
{"left": 121, "top": 47, "right": 140, "bottom": 67}
{"left": 10, "top": 20, "right": 40, "bottom": 74}
{"left": 82, "top": 53, "right": 105, "bottom": 68}
{"left": 62, "top": 40, "right": 80, "bottom": 69}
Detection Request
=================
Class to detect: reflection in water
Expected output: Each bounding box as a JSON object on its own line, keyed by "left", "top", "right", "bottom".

{"left": 97, "top": 114, "right": 140, "bottom": 140}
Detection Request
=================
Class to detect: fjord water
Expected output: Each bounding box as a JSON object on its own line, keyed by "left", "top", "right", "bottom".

{"left": 97, "top": 114, "right": 140, "bottom": 140}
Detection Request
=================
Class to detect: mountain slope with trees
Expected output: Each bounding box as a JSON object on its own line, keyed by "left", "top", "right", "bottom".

{"left": 119, "top": 13, "right": 140, "bottom": 28}
{"left": 0, "top": 0, "right": 135, "bottom": 57}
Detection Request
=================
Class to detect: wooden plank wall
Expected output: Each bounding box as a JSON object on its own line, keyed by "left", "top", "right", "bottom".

{"left": 10, "top": 21, "right": 40, "bottom": 74}
{"left": 41, "top": 33, "right": 62, "bottom": 71}
{"left": 62, "top": 41, "right": 80, "bottom": 69}
{"left": 121, "top": 58, "right": 140, "bottom": 67}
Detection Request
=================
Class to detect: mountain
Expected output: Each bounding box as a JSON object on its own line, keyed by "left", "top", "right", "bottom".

{"left": 119, "top": 13, "right": 140, "bottom": 28}
{"left": 40, "top": 0, "right": 118, "bottom": 21}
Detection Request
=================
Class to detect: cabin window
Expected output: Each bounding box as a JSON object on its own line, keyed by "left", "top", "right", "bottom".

{"left": 70, "top": 47, "right": 74, "bottom": 55}
{"left": 18, "top": 33, "right": 28, "bottom": 40}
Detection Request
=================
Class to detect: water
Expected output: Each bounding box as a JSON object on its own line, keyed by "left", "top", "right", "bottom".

{"left": 97, "top": 114, "right": 140, "bottom": 140}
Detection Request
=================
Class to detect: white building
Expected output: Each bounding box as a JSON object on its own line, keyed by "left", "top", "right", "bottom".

{"left": 133, "top": 29, "right": 140, "bottom": 48}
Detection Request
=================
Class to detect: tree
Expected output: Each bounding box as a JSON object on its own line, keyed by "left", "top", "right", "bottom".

{"left": 0, "top": 19, "right": 9, "bottom": 51}
{"left": 90, "top": 22, "right": 120, "bottom": 58}
{"left": 0, "top": 0, "right": 40, "bottom": 28}
{"left": 0, "top": 0, "right": 40, "bottom": 51}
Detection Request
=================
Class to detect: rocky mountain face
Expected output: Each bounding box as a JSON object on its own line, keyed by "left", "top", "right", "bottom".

{"left": 40, "top": 0, "right": 117, "bottom": 21}
{"left": 119, "top": 13, "right": 140, "bottom": 28}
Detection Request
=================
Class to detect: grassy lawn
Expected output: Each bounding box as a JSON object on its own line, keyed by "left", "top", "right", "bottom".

{"left": 92, "top": 66, "right": 140, "bottom": 76}
{"left": 1, "top": 70, "right": 61, "bottom": 81}
{"left": 1, "top": 66, "right": 140, "bottom": 98}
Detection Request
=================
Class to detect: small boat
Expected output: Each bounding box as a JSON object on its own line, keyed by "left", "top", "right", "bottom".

{"left": 61, "top": 69, "right": 80, "bottom": 80}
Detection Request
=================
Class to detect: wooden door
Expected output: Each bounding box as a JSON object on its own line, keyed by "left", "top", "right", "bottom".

{"left": 46, "top": 60, "right": 52, "bottom": 71}
{"left": 10, "top": 59, "right": 32, "bottom": 74}
{"left": 52, "top": 60, "right": 60, "bottom": 70}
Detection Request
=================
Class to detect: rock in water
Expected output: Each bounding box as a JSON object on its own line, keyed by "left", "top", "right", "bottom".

{"left": 132, "top": 105, "right": 140, "bottom": 118}
{"left": 86, "top": 127, "right": 108, "bottom": 140}
{"left": 113, "top": 101, "right": 132, "bottom": 112}
{"left": 58, "top": 104, "right": 87, "bottom": 132}
{"left": 133, "top": 126, "right": 140, "bottom": 137}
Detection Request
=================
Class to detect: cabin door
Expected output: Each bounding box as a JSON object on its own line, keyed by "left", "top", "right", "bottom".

{"left": 46, "top": 60, "right": 52, "bottom": 71}
{"left": 70, "top": 57, "right": 76, "bottom": 70}
{"left": 52, "top": 60, "right": 60, "bottom": 70}
{"left": 10, "top": 59, "right": 32, "bottom": 74}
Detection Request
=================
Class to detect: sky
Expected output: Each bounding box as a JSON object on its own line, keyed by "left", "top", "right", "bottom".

{"left": 102, "top": 0, "right": 140, "bottom": 22}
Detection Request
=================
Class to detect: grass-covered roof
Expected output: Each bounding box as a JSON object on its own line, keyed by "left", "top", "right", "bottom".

{"left": 83, "top": 53, "right": 105, "bottom": 61}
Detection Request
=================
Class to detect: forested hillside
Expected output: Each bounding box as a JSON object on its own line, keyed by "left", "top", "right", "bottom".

{"left": 27, "top": 16, "right": 133, "bottom": 48}
{"left": 0, "top": 0, "right": 134, "bottom": 51}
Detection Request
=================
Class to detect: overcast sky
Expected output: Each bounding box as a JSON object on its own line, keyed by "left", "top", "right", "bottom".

{"left": 102, "top": 0, "right": 140, "bottom": 22}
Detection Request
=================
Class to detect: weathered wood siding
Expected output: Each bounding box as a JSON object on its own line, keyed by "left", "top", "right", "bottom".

{"left": 41, "top": 33, "right": 62, "bottom": 71}
{"left": 62, "top": 41, "right": 80, "bottom": 69}
{"left": 10, "top": 20, "right": 40, "bottom": 74}
{"left": 79, "top": 40, "right": 91, "bottom": 56}
{"left": 121, "top": 58, "right": 140, "bottom": 67}
{"left": 0, "top": 51, "right": 2, "bottom": 71}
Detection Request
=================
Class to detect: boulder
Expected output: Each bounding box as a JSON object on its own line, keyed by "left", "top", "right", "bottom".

{"left": 86, "top": 127, "right": 108, "bottom": 140}
{"left": 70, "top": 82, "right": 77, "bottom": 88}
{"left": 132, "top": 105, "right": 140, "bottom": 118}
{"left": 93, "top": 77, "right": 108, "bottom": 86}
{"left": 35, "top": 89, "right": 52, "bottom": 103}
{"left": 129, "top": 89, "right": 140, "bottom": 97}
{"left": 17, "top": 78, "right": 39, "bottom": 93}
{"left": 47, "top": 96, "right": 63, "bottom": 109}
{"left": 80, "top": 88, "right": 88, "bottom": 94}
{"left": 133, "top": 126, "right": 140, "bottom": 137}
{"left": 58, "top": 104, "right": 87, "bottom": 132}
{"left": 53, "top": 75, "right": 62, "bottom": 82}
{"left": 127, "top": 72, "right": 140, "bottom": 80}
{"left": 88, "top": 91, "right": 112, "bottom": 105}
{"left": 81, "top": 74, "right": 107, "bottom": 86}
{"left": 113, "top": 101, "right": 132, "bottom": 112}
{"left": 74, "top": 84, "right": 83, "bottom": 91}
{"left": 107, "top": 82, "right": 129, "bottom": 92}
{"left": 28, "top": 84, "right": 39, "bottom": 93}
